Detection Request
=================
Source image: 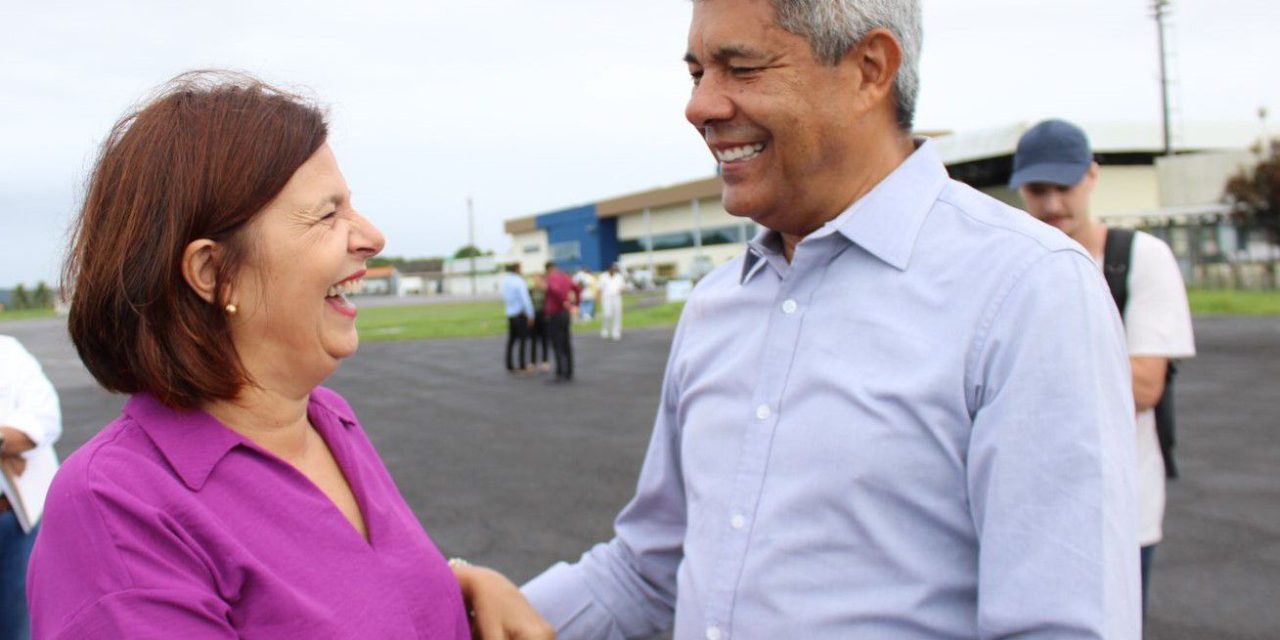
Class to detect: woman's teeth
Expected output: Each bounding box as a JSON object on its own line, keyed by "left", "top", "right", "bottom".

{"left": 326, "top": 278, "right": 363, "bottom": 298}
{"left": 716, "top": 143, "right": 765, "bottom": 163}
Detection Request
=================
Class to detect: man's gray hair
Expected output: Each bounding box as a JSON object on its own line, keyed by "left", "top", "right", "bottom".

{"left": 771, "top": 0, "right": 922, "bottom": 131}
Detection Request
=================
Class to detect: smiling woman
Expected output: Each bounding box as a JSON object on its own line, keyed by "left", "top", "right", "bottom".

{"left": 28, "top": 71, "right": 551, "bottom": 639}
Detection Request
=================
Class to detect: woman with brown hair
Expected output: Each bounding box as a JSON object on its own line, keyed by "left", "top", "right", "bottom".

{"left": 27, "top": 72, "right": 550, "bottom": 639}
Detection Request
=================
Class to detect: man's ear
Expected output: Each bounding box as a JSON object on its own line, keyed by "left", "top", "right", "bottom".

{"left": 845, "top": 28, "right": 903, "bottom": 117}
{"left": 1086, "top": 161, "right": 1101, "bottom": 182}
{"left": 181, "top": 239, "right": 222, "bottom": 305}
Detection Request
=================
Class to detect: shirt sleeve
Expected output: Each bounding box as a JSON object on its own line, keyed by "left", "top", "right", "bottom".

{"left": 966, "top": 250, "right": 1141, "bottom": 639}
{"left": 46, "top": 589, "right": 237, "bottom": 640}
{"left": 522, "top": 309, "right": 690, "bottom": 639}
{"left": 1125, "top": 233, "right": 1196, "bottom": 358}
{"left": 0, "top": 337, "right": 62, "bottom": 449}
{"left": 28, "top": 447, "right": 236, "bottom": 639}
{"left": 520, "top": 281, "right": 536, "bottom": 319}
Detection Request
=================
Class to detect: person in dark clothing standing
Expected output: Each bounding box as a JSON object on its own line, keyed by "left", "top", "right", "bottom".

{"left": 500, "top": 263, "right": 535, "bottom": 374}
{"left": 528, "top": 273, "right": 551, "bottom": 373}
{"left": 542, "top": 261, "right": 580, "bottom": 383}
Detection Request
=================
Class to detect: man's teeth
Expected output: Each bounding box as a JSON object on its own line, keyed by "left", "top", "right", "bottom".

{"left": 326, "top": 278, "right": 363, "bottom": 298}
{"left": 716, "top": 143, "right": 765, "bottom": 163}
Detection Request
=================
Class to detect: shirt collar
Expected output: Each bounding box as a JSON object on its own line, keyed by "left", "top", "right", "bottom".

{"left": 740, "top": 138, "right": 948, "bottom": 284}
{"left": 126, "top": 390, "right": 358, "bottom": 491}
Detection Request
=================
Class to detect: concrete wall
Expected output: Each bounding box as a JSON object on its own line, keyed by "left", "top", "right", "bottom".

{"left": 443, "top": 272, "right": 502, "bottom": 296}
{"left": 511, "top": 229, "right": 549, "bottom": 275}
{"left": 618, "top": 243, "right": 744, "bottom": 281}
{"left": 1093, "top": 165, "right": 1161, "bottom": 218}
{"left": 1157, "top": 150, "right": 1255, "bottom": 208}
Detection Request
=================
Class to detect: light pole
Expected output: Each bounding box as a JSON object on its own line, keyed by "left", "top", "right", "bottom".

{"left": 1153, "top": 0, "right": 1174, "bottom": 156}
{"left": 467, "top": 196, "right": 476, "bottom": 296}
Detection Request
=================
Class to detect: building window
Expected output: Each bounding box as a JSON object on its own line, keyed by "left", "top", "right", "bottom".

{"left": 523, "top": 244, "right": 541, "bottom": 254}
{"left": 617, "top": 224, "right": 748, "bottom": 255}
{"left": 550, "top": 241, "right": 581, "bottom": 262}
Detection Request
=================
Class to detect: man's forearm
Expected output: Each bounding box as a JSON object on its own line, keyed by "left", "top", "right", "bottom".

{"left": 0, "top": 426, "right": 36, "bottom": 456}
{"left": 1130, "top": 356, "right": 1168, "bottom": 412}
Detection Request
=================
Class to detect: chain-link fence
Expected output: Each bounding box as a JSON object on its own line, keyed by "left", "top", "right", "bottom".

{"left": 1135, "top": 218, "right": 1279, "bottom": 289}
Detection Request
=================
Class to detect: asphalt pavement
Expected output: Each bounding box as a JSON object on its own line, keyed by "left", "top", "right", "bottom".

{"left": 4, "top": 313, "right": 1278, "bottom": 639}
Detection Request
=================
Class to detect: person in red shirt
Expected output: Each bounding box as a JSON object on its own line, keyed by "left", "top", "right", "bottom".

{"left": 542, "top": 261, "right": 580, "bottom": 383}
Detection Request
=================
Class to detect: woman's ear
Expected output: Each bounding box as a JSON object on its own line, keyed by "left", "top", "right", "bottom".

{"left": 181, "top": 239, "right": 222, "bottom": 304}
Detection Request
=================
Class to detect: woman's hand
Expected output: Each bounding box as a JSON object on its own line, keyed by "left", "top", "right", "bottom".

{"left": 453, "top": 563, "right": 555, "bottom": 640}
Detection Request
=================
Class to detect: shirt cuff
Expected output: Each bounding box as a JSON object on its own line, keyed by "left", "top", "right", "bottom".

{"left": 3, "top": 411, "right": 52, "bottom": 449}
{"left": 522, "top": 562, "right": 622, "bottom": 640}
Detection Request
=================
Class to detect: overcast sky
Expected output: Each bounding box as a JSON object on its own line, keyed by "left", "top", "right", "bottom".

{"left": 3, "top": 0, "right": 1277, "bottom": 288}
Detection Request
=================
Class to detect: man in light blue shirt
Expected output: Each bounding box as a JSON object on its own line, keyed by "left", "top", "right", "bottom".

{"left": 502, "top": 263, "right": 535, "bottom": 374}
{"left": 513, "top": 0, "right": 1140, "bottom": 637}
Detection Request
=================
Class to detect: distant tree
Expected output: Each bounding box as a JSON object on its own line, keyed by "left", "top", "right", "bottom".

{"left": 32, "top": 281, "right": 54, "bottom": 309}
{"left": 454, "top": 245, "right": 485, "bottom": 259}
{"left": 1224, "top": 139, "right": 1280, "bottom": 245}
{"left": 12, "top": 284, "right": 30, "bottom": 310}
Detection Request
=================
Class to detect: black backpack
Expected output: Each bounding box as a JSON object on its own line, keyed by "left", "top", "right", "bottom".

{"left": 1102, "top": 228, "right": 1180, "bottom": 479}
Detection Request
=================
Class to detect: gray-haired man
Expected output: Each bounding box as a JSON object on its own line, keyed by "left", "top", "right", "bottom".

{"left": 482, "top": 1, "right": 1140, "bottom": 637}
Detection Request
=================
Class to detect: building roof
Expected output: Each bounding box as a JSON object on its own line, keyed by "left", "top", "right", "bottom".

{"left": 933, "top": 121, "right": 1261, "bottom": 166}
{"left": 365, "top": 266, "right": 397, "bottom": 279}
{"left": 504, "top": 217, "right": 538, "bottom": 235}
{"left": 501, "top": 121, "right": 1260, "bottom": 228}
{"left": 596, "top": 176, "right": 723, "bottom": 219}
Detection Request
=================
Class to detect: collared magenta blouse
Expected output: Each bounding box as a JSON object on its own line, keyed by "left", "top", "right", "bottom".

{"left": 28, "top": 388, "right": 468, "bottom": 639}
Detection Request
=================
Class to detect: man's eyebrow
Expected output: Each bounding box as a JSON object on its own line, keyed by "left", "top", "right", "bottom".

{"left": 684, "top": 45, "right": 771, "bottom": 65}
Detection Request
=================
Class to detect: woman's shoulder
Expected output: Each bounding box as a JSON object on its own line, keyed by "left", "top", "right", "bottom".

{"left": 51, "top": 412, "right": 178, "bottom": 505}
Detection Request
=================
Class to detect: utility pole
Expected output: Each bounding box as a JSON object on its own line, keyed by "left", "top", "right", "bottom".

{"left": 1153, "top": 0, "right": 1174, "bottom": 156}
{"left": 1259, "top": 106, "right": 1271, "bottom": 159}
{"left": 467, "top": 196, "right": 476, "bottom": 296}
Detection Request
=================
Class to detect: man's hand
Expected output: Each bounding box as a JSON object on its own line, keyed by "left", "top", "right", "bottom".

{"left": 453, "top": 563, "right": 555, "bottom": 640}
{"left": 0, "top": 426, "right": 34, "bottom": 477}
{"left": 0, "top": 455, "right": 26, "bottom": 478}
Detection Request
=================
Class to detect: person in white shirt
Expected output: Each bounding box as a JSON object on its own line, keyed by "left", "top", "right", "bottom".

{"left": 0, "top": 335, "right": 62, "bottom": 640}
{"left": 572, "top": 268, "right": 597, "bottom": 322}
{"left": 1012, "top": 119, "right": 1196, "bottom": 615}
{"left": 597, "top": 264, "right": 627, "bottom": 341}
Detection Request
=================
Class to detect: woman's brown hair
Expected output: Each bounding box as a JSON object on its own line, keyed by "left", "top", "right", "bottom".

{"left": 63, "top": 71, "right": 328, "bottom": 410}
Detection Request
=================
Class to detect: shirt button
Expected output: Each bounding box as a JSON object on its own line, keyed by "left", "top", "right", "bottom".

{"left": 781, "top": 299, "right": 798, "bottom": 314}
{"left": 731, "top": 514, "right": 746, "bottom": 530}
{"left": 755, "top": 404, "right": 771, "bottom": 420}
{"left": 706, "top": 627, "right": 723, "bottom": 640}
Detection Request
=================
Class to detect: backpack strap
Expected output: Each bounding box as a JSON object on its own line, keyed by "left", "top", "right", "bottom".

{"left": 1103, "top": 227, "right": 1136, "bottom": 315}
{"left": 1103, "top": 227, "right": 1182, "bottom": 479}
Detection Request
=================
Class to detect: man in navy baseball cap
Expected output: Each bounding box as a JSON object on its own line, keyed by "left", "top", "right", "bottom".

{"left": 1011, "top": 117, "right": 1198, "bottom": 619}
{"left": 1010, "top": 119, "right": 1095, "bottom": 189}
{"left": 1009, "top": 119, "right": 1100, "bottom": 239}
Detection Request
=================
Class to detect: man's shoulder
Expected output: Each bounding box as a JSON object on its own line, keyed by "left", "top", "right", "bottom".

{"left": 1131, "top": 230, "right": 1178, "bottom": 264}
{"left": 932, "top": 179, "right": 1088, "bottom": 263}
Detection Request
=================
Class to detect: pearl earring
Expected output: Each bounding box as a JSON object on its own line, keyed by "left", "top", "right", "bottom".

{"left": 225, "top": 304, "right": 238, "bottom": 315}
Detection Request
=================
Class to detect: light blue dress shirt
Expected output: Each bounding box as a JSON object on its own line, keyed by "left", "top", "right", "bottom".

{"left": 502, "top": 272, "right": 535, "bottom": 319}
{"left": 523, "top": 140, "right": 1140, "bottom": 639}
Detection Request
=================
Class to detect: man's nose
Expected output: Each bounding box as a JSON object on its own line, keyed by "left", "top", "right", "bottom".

{"left": 685, "top": 73, "right": 734, "bottom": 129}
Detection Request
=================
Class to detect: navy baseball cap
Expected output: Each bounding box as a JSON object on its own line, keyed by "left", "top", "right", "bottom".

{"left": 1008, "top": 119, "right": 1093, "bottom": 189}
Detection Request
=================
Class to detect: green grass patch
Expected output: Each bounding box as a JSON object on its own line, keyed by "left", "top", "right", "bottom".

{"left": 1187, "top": 289, "right": 1280, "bottom": 316}
{"left": 0, "top": 308, "right": 56, "bottom": 323}
{"left": 357, "top": 294, "right": 687, "bottom": 343}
